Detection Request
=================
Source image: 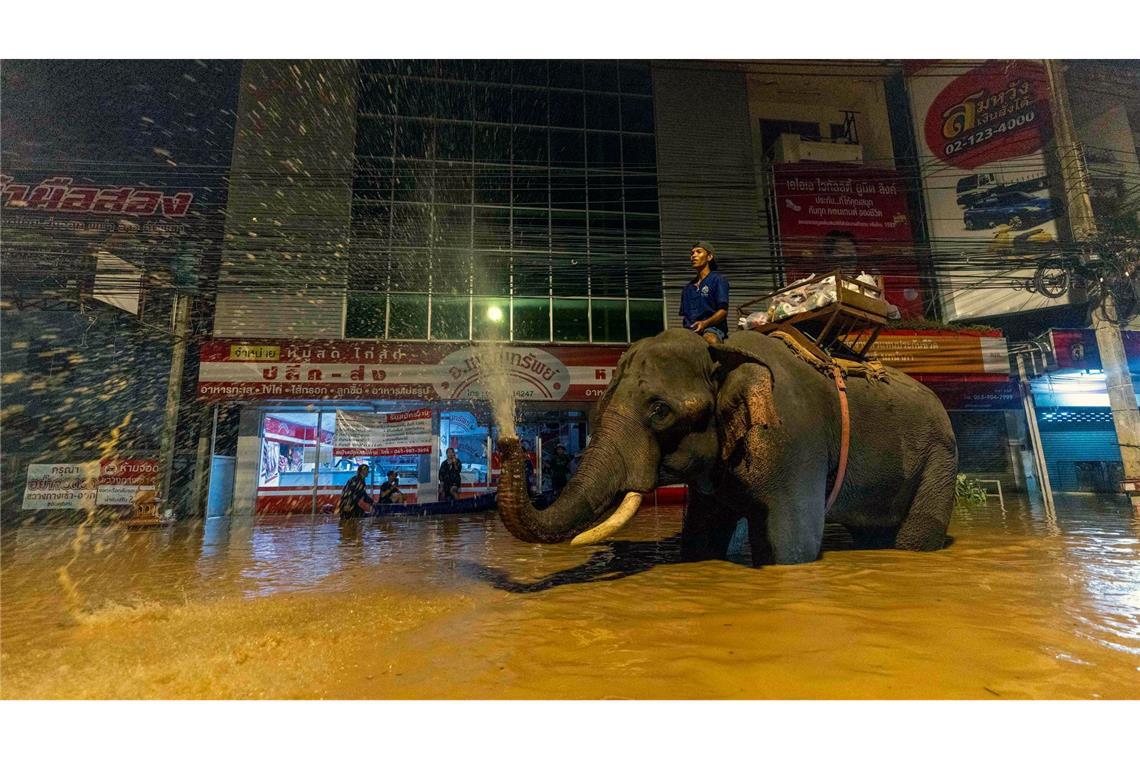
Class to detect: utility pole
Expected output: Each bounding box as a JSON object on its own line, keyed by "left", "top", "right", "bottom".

{"left": 1046, "top": 60, "right": 1140, "bottom": 513}
{"left": 157, "top": 290, "right": 191, "bottom": 515}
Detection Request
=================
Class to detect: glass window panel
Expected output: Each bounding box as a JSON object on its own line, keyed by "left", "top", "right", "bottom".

{"left": 435, "top": 204, "right": 471, "bottom": 249}
{"left": 352, "top": 157, "right": 392, "bottom": 201}
{"left": 396, "top": 120, "right": 432, "bottom": 158}
{"left": 513, "top": 166, "right": 549, "bottom": 208}
{"left": 512, "top": 60, "right": 548, "bottom": 86}
{"left": 550, "top": 129, "right": 585, "bottom": 167}
{"left": 549, "top": 60, "right": 584, "bottom": 89}
{"left": 588, "top": 173, "right": 623, "bottom": 213}
{"left": 397, "top": 79, "right": 437, "bottom": 118}
{"left": 356, "top": 115, "right": 395, "bottom": 157}
{"left": 472, "top": 253, "right": 511, "bottom": 296}
{"left": 431, "top": 249, "right": 471, "bottom": 295}
{"left": 391, "top": 203, "right": 431, "bottom": 248}
{"left": 473, "top": 206, "right": 511, "bottom": 250}
{"left": 620, "top": 134, "right": 655, "bottom": 171}
{"left": 621, "top": 95, "right": 655, "bottom": 133}
{"left": 358, "top": 76, "right": 397, "bottom": 114}
{"left": 474, "top": 60, "right": 512, "bottom": 83}
{"left": 472, "top": 83, "right": 511, "bottom": 122}
{"left": 474, "top": 124, "right": 511, "bottom": 162}
{"left": 439, "top": 59, "right": 475, "bottom": 81}
{"left": 551, "top": 251, "right": 588, "bottom": 297}
{"left": 472, "top": 296, "right": 511, "bottom": 340}
{"left": 619, "top": 64, "right": 653, "bottom": 95}
{"left": 513, "top": 297, "right": 551, "bottom": 342}
{"left": 474, "top": 167, "right": 510, "bottom": 205}
{"left": 549, "top": 90, "right": 584, "bottom": 129}
{"left": 345, "top": 294, "right": 387, "bottom": 339}
{"left": 591, "top": 299, "right": 627, "bottom": 343}
{"left": 512, "top": 251, "right": 550, "bottom": 296}
{"left": 260, "top": 412, "right": 321, "bottom": 500}
{"left": 553, "top": 298, "right": 589, "bottom": 342}
{"left": 585, "top": 92, "right": 620, "bottom": 131}
{"left": 588, "top": 212, "right": 624, "bottom": 254}
{"left": 350, "top": 200, "right": 390, "bottom": 247}
{"left": 393, "top": 159, "right": 433, "bottom": 203}
{"left": 511, "top": 127, "right": 548, "bottom": 166}
{"left": 583, "top": 61, "right": 619, "bottom": 91}
{"left": 437, "top": 81, "right": 472, "bottom": 121}
{"left": 551, "top": 209, "right": 588, "bottom": 252}
{"left": 387, "top": 293, "right": 429, "bottom": 339}
{"left": 512, "top": 208, "right": 550, "bottom": 250}
{"left": 431, "top": 295, "right": 470, "bottom": 340}
{"left": 587, "top": 131, "right": 621, "bottom": 169}
{"left": 512, "top": 87, "right": 547, "bottom": 126}
{"left": 437, "top": 122, "right": 472, "bottom": 161}
{"left": 629, "top": 299, "right": 664, "bottom": 341}
{"left": 434, "top": 160, "right": 472, "bottom": 205}
{"left": 361, "top": 61, "right": 399, "bottom": 77}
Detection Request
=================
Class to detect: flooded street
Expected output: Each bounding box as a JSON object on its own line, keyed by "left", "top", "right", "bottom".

{"left": 2, "top": 498, "right": 1138, "bottom": 699}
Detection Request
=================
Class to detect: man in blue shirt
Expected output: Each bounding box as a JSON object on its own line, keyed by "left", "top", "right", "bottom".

{"left": 679, "top": 240, "right": 729, "bottom": 344}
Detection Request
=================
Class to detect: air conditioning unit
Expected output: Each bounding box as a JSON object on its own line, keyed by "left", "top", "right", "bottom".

{"left": 775, "top": 133, "right": 864, "bottom": 164}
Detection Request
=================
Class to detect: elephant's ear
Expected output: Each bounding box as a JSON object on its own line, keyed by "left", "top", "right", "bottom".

{"left": 711, "top": 349, "right": 780, "bottom": 464}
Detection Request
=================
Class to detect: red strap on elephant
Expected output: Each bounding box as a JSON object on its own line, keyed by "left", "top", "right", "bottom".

{"left": 826, "top": 365, "right": 850, "bottom": 511}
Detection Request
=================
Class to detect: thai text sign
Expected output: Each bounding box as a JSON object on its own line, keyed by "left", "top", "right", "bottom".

{"left": 333, "top": 409, "right": 433, "bottom": 456}
{"left": 860, "top": 331, "right": 1010, "bottom": 375}
{"left": 772, "top": 163, "right": 923, "bottom": 318}
{"left": 906, "top": 60, "right": 1064, "bottom": 321}
{"left": 198, "top": 340, "right": 624, "bottom": 402}
{"left": 95, "top": 458, "right": 159, "bottom": 506}
{"left": 22, "top": 463, "right": 99, "bottom": 510}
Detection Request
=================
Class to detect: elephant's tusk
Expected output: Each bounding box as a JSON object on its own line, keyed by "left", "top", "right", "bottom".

{"left": 570, "top": 492, "right": 643, "bottom": 546}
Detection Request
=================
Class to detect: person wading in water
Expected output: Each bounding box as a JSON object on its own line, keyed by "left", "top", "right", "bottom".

{"left": 338, "top": 464, "right": 375, "bottom": 519}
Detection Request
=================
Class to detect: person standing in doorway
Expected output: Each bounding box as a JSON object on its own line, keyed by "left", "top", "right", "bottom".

{"left": 549, "top": 444, "right": 572, "bottom": 496}
{"left": 439, "top": 447, "right": 463, "bottom": 502}
{"left": 680, "top": 240, "right": 729, "bottom": 345}
{"left": 338, "top": 464, "right": 374, "bottom": 519}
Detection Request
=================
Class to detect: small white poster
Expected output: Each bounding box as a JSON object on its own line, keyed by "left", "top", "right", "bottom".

{"left": 333, "top": 409, "right": 433, "bottom": 457}
{"left": 22, "top": 462, "right": 99, "bottom": 510}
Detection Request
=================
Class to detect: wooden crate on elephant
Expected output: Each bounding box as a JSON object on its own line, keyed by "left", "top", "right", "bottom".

{"left": 736, "top": 270, "right": 889, "bottom": 363}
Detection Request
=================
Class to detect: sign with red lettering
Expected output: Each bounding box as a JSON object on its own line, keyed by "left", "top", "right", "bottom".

{"left": 333, "top": 409, "right": 433, "bottom": 456}
{"left": 907, "top": 60, "right": 1064, "bottom": 321}
{"left": 198, "top": 340, "right": 626, "bottom": 403}
{"left": 96, "top": 458, "right": 159, "bottom": 506}
{"left": 772, "top": 163, "right": 923, "bottom": 318}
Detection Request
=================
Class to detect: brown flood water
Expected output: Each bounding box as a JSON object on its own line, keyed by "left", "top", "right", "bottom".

{"left": 2, "top": 497, "right": 1138, "bottom": 699}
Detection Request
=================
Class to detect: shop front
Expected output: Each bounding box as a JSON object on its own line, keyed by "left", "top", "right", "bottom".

{"left": 1026, "top": 329, "right": 1140, "bottom": 494}
{"left": 198, "top": 339, "right": 622, "bottom": 514}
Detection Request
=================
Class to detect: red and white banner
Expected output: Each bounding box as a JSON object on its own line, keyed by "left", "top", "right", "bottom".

{"left": 906, "top": 60, "right": 1064, "bottom": 320}
{"left": 198, "top": 340, "right": 625, "bottom": 402}
{"left": 333, "top": 409, "right": 433, "bottom": 456}
{"left": 772, "top": 163, "right": 924, "bottom": 318}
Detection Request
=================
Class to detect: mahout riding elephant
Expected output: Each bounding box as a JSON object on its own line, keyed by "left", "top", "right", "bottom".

{"left": 496, "top": 328, "right": 957, "bottom": 566}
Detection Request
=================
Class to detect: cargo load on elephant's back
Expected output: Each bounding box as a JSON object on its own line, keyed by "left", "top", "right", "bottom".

{"left": 736, "top": 269, "right": 893, "bottom": 362}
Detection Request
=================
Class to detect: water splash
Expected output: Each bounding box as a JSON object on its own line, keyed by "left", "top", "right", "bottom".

{"left": 470, "top": 342, "right": 516, "bottom": 440}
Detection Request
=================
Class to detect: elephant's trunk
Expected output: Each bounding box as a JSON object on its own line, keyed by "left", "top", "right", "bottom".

{"left": 496, "top": 409, "right": 657, "bottom": 544}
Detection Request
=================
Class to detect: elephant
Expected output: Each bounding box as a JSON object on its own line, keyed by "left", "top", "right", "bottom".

{"left": 496, "top": 328, "right": 957, "bottom": 566}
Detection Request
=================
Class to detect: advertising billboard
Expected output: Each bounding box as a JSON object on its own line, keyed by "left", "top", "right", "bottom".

{"left": 906, "top": 60, "right": 1065, "bottom": 321}
{"left": 771, "top": 163, "right": 924, "bottom": 318}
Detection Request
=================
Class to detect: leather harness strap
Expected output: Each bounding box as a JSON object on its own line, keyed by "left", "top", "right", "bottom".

{"left": 826, "top": 365, "right": 850, "bottom": 511}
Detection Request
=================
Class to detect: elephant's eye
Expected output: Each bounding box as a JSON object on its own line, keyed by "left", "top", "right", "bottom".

{"left": 649, "top": 401, "right": 671, "bottom": 421}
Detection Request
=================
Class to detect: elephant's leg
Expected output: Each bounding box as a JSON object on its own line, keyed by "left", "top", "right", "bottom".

{"left": 681, "top": 490, "right": 738, "bottom": 561}
{"left": 894, "top": 447, "right": 956, "bottom": 551}
{"left": 747, "top": 507, "right": 773, "bottom": 567}
{"left": 762, "top": 480, "right": 827, "bottom": 565}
